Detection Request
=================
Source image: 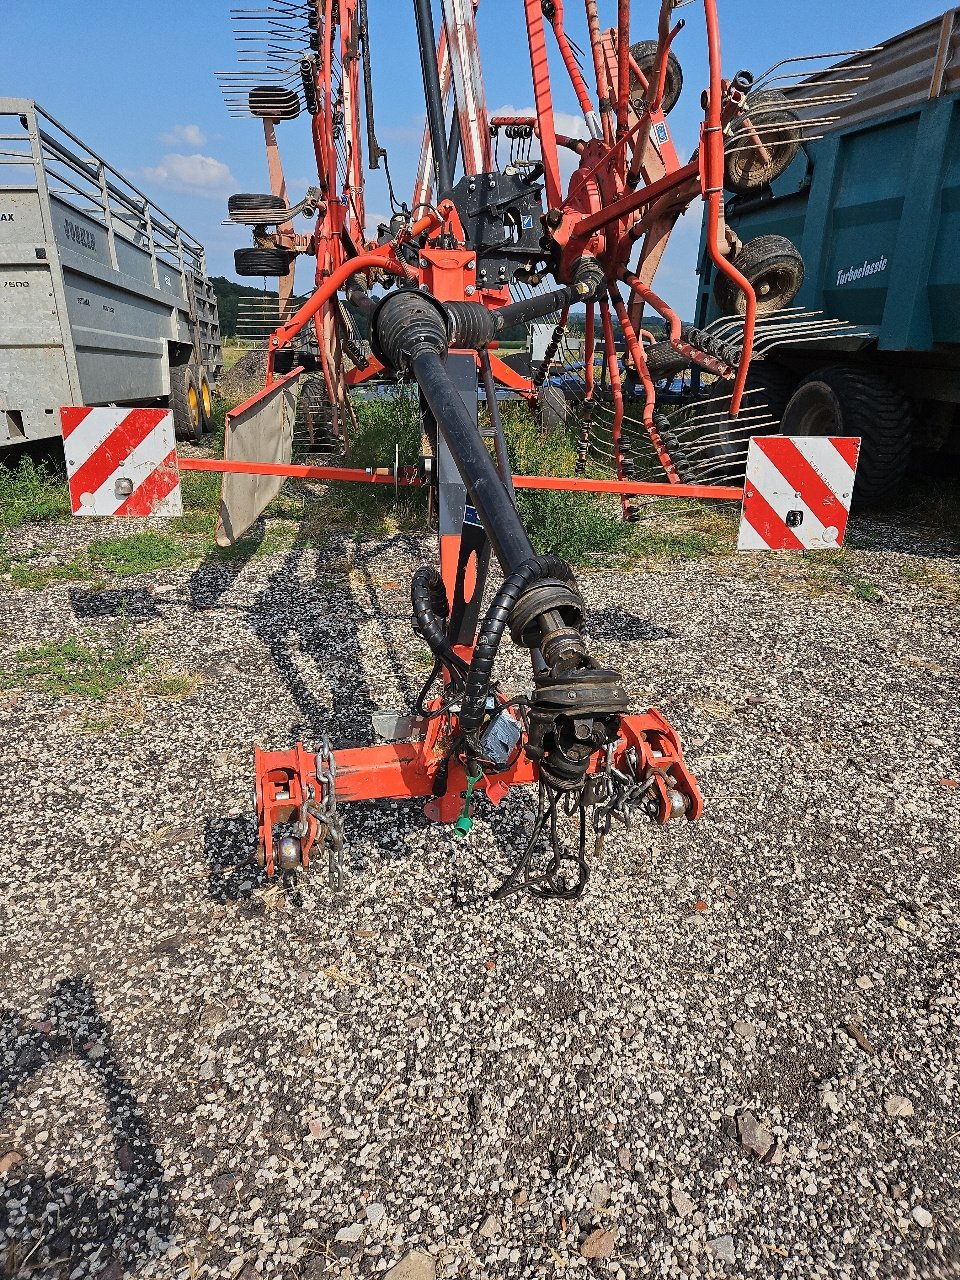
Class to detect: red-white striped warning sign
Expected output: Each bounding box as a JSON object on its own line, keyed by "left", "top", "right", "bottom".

{"left": 738, "top": 436, "right": 860, "bottom": 551}
{"left": 60, "top": 408, "right": 182, "bottom": 518}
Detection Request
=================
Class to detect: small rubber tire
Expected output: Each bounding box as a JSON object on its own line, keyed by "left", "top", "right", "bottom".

{"left": 630, "top": 41, "right": 683, "bottom": 115}
{"left": 644, "top": 341, "right": 691, "bottom": 382}
{"left": 228, "top": 193, "right": 287, "bottom": 216}
{"left": 779, "top": 365, "right": 913, "bottom": 503}
{"left": 170, "top": 365, "right": 203, "bottom": 443}
{"left": 714, "top": 235, "right": 804, "bottom": 317}
{"left": 198, "top": 370, "right": 214, "bottom": 433}
{"left": 248, "top": 86, "right": 301, "bottom": 121}
{"left": 724, "top": 90, "right": 801, "bottom": 195}
{"left": 234, "top": 247, "right": 293, "bottom": 278}
{"left": 536, "top": 383, "right": 568, "bottom": 433}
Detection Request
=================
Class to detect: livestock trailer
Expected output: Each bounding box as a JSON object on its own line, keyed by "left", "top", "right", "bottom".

{"left": 692, "top": 10, "right": 960, "bottom": 498}
{"left": 0, "top": 99, "right": 223, "bottom": 447}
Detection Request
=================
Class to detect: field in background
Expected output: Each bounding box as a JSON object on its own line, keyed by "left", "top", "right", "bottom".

{"left": 1, "top": 389, "right": 958, "bottom": 609}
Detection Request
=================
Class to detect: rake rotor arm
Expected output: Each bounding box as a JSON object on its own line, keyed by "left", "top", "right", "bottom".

{"left": 414, "top": 0, "right": 455, "bottom": 196}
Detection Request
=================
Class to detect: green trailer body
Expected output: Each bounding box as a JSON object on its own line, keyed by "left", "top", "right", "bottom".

{"left": 692, "top": 11, "right": 960, "bottom": 475}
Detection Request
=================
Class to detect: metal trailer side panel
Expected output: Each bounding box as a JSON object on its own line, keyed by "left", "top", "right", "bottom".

{"left": 693, "top": 13, "right": 960, "bottom": 368}
{"left": 0, "top": 98, "right": 223, "bottom": 445}
{"left": 0, "top": 170, "right": 79, "bottom": 444}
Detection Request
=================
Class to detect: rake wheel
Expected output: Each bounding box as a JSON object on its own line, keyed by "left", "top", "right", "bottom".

{"left": 724, "top": 90, "right": 801, "bottom": 195}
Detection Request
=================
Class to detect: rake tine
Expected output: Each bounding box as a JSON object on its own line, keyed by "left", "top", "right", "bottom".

{"left": 750, "top": 47, "right": 881, "bottom": 86}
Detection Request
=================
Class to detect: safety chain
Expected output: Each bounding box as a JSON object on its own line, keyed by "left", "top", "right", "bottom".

{"left": 296, "top": 734, "right": 346, "bottom": 891}
{"left": 586, "top": 742, "right": 660, "bottom": 856}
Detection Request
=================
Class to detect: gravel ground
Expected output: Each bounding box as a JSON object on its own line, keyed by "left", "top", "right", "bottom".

{"left": 0, "top": 511, "right": 958, "bottom": 1280}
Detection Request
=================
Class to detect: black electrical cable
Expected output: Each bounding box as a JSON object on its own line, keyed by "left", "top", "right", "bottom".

{"left": 492, "top": 779, "right": 590, "bottom": 901}
{"left": 411, "top": 567, "right": 470, "bottom": 683}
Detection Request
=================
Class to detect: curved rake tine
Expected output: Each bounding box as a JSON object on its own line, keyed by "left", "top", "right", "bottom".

{"left": 750, "top": 47, "right": 881, "bottom": 87}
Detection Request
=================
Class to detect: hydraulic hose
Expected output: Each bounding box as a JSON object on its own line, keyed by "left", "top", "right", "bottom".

{"left": 459, "top": 556, "right": 579, "bottom": 738}
{"left": 411, "top": 347, "right": 536, "bottom": 572}
{"left": 411, "top": 568, "right": 469, "bottom": 681}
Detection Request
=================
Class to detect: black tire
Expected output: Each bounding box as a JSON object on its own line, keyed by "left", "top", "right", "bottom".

{"left": 629, "top": 41, "right": 683, "bottom": 115}
{"left": 170, "top": 365, "right": 202, "bottom": 443}
{"left": 644, "top": 341, "right": 691, "bottom": 382}
{"left": 197, "top": 369, "right": 214, "bottom": 433}
{"left": 234, "top": 247, "right": 293, "bottom": 278}
{"left": 248, "top": 86, "right": 301, "bottom": 121}
{"left": 714, "top": 235, "right": 804, "bottom": 317}
{"left": 668, "top": 361, "right": 797, "bottom": 484}
{"left": 724, "top": 90, "right": 801, "bottom": 195}
{"left": 295, "top": 378, "right": 339, "bottom": 452}
{"left": 779, "top": 366, "right": 913, "bottom": 502}
{"left": 228, "top": 193, "right": 287, "bottom": 217}
{"left": 536, "top": 383, "right": 568, "bottom": 433}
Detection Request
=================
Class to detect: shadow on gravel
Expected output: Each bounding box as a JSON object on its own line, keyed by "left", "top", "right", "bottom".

{"left": 187, "top": 519, "right": 265, "bottom": 612}
{"left": 204, "top": 813, "right": 267, "bottom": 903}
{"left": 586, "top": 607, "right": 680, "bottom": 642}
{"left": 70, "top": 585, "right": 160, "bottom": 620}
{"left": 0, "top": 977, "right": 172, "bottom": 1277}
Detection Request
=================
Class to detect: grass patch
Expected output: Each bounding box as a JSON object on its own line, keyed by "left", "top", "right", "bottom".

{"left": 206, "top": 521, "right": 296, "bottom": 562}
{"left": 142, "top": 671, "right": 202, "bottom": 699}
{"left": 899, "top": 558, "right": 960, "bottom": 603}
{"left": 503, "top": 404, "right": 635, "bottom": 563}
{"left": 872, "top": 470, "right": 960, "bottom": 535}
{"left": 0, "top": 456, "right": 70, "bottom": 529}
{"left": 88, "top": 530, "right": 192, "bottom": 578}
{"left": 9, "top": 558, "right": 100, "bottom": 590}
{"left": 299, "top": 388, "right": 428, "bottom": 539}
{"left": 2, "top": 629, "right": 149, "bottom": 698}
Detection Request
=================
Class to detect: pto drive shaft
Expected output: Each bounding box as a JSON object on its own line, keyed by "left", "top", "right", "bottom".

{"left": 370, "top": 288, "right": 627, "bottom": 789}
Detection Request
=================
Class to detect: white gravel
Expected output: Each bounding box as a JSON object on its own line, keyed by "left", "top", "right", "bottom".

{"left": 0, "top": 511, "right": 958, "bottom": 1279}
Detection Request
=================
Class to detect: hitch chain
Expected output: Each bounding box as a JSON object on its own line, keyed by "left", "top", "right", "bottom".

{"left": 587, "top": 743, "right": 663, "bottom": 854}
{"left": 296, "top": 734, "right": 345, "bottom": 891}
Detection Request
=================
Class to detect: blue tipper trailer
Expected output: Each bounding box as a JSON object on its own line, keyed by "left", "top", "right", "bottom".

{"left": 693, "top": 11, "right": 960, "bottom": 499}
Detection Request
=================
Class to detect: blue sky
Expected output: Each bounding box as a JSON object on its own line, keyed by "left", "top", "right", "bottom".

{"left": 0, "top": 1, "right": 948, "bottom": 315}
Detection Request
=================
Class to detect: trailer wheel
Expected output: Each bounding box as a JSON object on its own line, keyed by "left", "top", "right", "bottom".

{"left": 171, "top": 365, "right": 203, "bottom": 443}
{"left": 714, "top": 235, "right": 804, "bottom": 317}
{"left": 629, "top": 41, "right": 683, "bottom": 115}
{"left": 235, "top": 247, "right": 294, "bottom": 278}
{"left": 228, "top": 193, "right": 287, "bottom": 218}
{"left": 724, "top": 90, "right": 801, "bottom": 195}
{"left": 779, "top": 366, "right": 913, "bottom": 502}
{"left": 248, "top": 86, "right": 301, "bottom": 121}
{"left": 198, "top": 371, "right": 214, "bottom": 433}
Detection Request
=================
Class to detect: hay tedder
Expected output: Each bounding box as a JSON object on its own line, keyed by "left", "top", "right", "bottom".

{"left": 73, "top": 2, "right": 870, "bottom": 899}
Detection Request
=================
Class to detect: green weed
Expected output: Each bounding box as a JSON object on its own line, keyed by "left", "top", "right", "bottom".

{"left": 0, "top": 456, "right": 71, "bottom": 529}
{"left": 9, "top": 558, "right": 99, "bottom": 590}
{"left": 88, "top": 530, "right": 192, "bottom": 578}
{"left": 3, "top": 629, "right": 149, "bottom": 698}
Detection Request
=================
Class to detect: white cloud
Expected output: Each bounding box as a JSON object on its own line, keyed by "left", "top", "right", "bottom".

{"left": 365, "top": 211, "right": 390, "bottom": 240}
{"left": 141, "top": 153, "right": 237, "bottom": 197}
{"left": 160, "top": 124, "right": 208, "bottom": 148}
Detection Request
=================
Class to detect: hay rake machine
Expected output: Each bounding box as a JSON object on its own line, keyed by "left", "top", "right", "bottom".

{"left": 182, "top": 0, "right": 862, "bottom": 899}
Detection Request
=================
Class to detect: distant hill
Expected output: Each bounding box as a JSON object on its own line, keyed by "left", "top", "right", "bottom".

{"left": 211, "top": 276, "right": 307, "bottom": 340}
